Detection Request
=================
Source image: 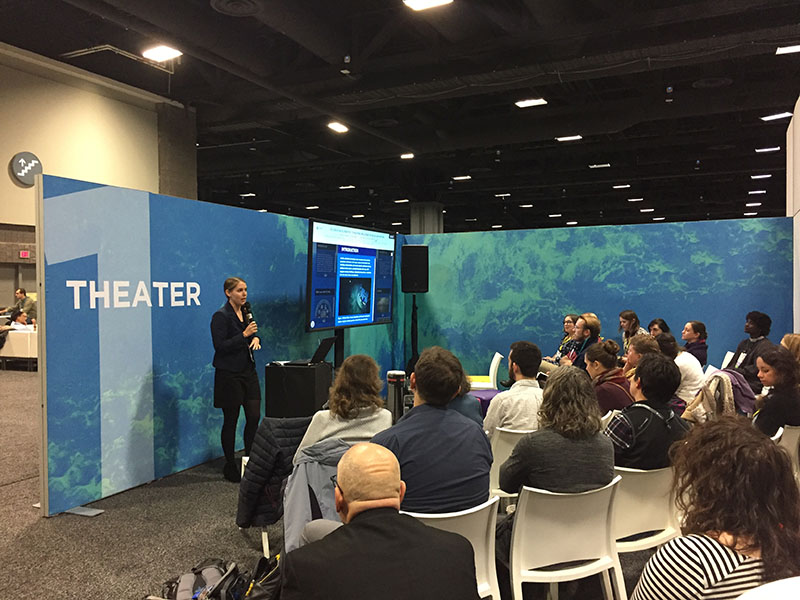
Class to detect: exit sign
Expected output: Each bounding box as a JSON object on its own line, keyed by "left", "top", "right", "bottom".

{"left": 19, "top": 250, "right": 29, "bottom": 259}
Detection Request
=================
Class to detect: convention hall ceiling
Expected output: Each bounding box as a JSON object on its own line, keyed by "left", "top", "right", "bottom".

{"left": 2, "top": 0, "right": 799, "bottom": 232}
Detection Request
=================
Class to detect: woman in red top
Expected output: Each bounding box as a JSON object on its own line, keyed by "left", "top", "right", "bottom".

{"left": 585, "top": 340, "right": 634, "bottom": 413}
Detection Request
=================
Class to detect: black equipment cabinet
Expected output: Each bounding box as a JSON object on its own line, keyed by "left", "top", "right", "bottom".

{"left": 265, "top": 362, "right": 332, "bottom": 417}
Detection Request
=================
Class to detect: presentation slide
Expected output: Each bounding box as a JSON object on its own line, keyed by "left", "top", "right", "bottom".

{"left": 307, "top": 221, "right": 395, "bottom": 331}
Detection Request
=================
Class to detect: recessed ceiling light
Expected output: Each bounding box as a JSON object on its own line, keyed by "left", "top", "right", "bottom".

{"left": 760, "top": 112, "right": 793, "bottom": 121}
{"left": 352, "top": 214, "right": 365, "bottom": 218}
{"left": 495, "top": 193, "right": 511, "bottom": 197}
{"left": 566, "top": 221, "right": 578, "bottom": 225}
{"left": 613, "top": 184, "right": 631, "bottom": 189}
{"left": 749, "top": 190, "right": 766, "bottom": 195}
{"left": 744, "top": 212, "right": 758, "bottom": 216}
{"left": 400, "top": 153, "right": 415, "bottom": 159}
{"left": 548, "top": 213, "right": 562, "bottom": 218}
{"left": 627, "top": 198, "right": 644, "bottom": 202}
{"left": 239, "top": 192, "right": 256, "bottom": 197}
{"left": 442, "top": 209, "right": 447, "bottom": 214}
{"left": 453, "top": 175, "right": 472, "bottom": 181}
{"left": 305, "top": 205, "right": 320, "bottom": 210}
{"left": 652, "top": 217, "right": 665, "bottom": 221}
{"left": 327, "top": 121, "right": 349, "bottom": 133}
{"left": 755, "top": 146, "right": 781, "bottom": 153}
{"left": 746, "top": 202, "right": 762, "bottom": 207}
{"left": 392, "top": 222, "right": 403, "bottom": 226}
{"left": 403, "top": 0, "right": 453, "bottom": 10}
{"left": 514, "top": 98, "right": 548, "bottom": 108}
{"left": 394, "top": 198, "right": 410, "bottom": 203}
{"left": 588, "top": 163, "right": 611, "bottom": 169}
{"left": 258, "top": 209, "right": 268, "bottom": 213}
{"left": 339, "top": 185, "right": 356, "bottom": 190}
{"left": 491, "top": 224, "right": 503, "bottom": 229}
{"left": 776, "top": 44, "right": 800, "bottom": 55}
{"left": 465, "top": 218, "right": 477, "bottom": 222}
{"left": 519, "top": 204, "right": 533, "bottom": 208}
{"left": 555, "top": 135, "right": 582, "bottom": 142}
{"left": 751, "top": 174, "right": 772, "bottom": 179}
{"left": 142, "top": 45, "right": 182, "bottom": 62}
{"left": 640, "top": 208, "right": 655, "bottom": 213}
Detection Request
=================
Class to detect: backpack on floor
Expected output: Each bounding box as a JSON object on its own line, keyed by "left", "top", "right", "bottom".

{"left": 161, "top": 558, "right": 248, "bottom": 600}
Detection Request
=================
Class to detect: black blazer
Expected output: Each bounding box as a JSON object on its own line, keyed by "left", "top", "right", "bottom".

{"left": 210, "top": 301, "right": 254, "bottom": 372}
{"left": 281, "top": 507, "right": 480, "bottom": 600}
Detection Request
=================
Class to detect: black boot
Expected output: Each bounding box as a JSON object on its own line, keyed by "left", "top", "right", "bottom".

{"left": 223, "top": 461, "right": 241, "bottom": 483}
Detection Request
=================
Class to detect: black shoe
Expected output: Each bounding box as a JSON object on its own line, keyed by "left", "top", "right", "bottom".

{"left": 223, "top": 461, "right": 241, "bottom": 483}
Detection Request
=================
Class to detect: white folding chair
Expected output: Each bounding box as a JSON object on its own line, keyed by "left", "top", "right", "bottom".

{"left": 490, "top": 427, "right": 534, "bottom": 498}
{"left": 509, "top": 476, "right": 626, "bottom": 600}
{"left": 613, "top": 467, "right": 679, "bottom": 553}
{"left": 778, "top": 425, "right": 800, "bottom": 481}
{"left": 771, "top": 427, "right": 784, "bottom": 443}
{"left": 470, "top": 351, "right": 504, "bottom": 390}
{"left": 600, "top": 410, "right": 619, "bottom": 429}
{"left": 402, "top": 496, "right": 501, "bottom": 600}
{"left": 237, "top": 456, "right": 269, "bottom": 557}
{"left": 738, "top": 575, "right": 800, "bottom": 599}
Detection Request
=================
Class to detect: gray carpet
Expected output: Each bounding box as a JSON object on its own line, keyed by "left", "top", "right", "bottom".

{"left": 0, "top": 368, "right": 652, "bottom": 599}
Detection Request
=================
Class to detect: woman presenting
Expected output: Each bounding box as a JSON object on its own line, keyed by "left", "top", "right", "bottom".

{"left": 210, "top": 277, "right": 261, "bottom": 482}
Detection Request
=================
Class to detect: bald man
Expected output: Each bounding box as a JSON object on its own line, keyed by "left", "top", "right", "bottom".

{"left": 281, "top": 443, "right": 480, "bottom": 600}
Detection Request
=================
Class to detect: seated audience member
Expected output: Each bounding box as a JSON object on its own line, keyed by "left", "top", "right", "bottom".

{"left": 585, "top": 340, "right": 634, "bottom": 413}
{"left": 729, "top": 310, "right": 774, "bottom": 394}
{"left": 619, "top": 310, "right": 648, "bottom": 353}
{"left": 656, "top": 332, "right": 703, "bottom": 412}
{"left": 623, "top": 334, "right": 660, "bottom": 380}
{"left": 541, "top": 313, "right": 579, "bottom": 372}
{"left": 294, "top": 354, "right": 392, "bottom": 463}
{"left": 484, "top": 341, "right": 543, "bottom": 438}
{"left": 605, "top": 353, "right": 690, "bottom": 469}
{"left": 632, "top": 417, "right": 800, "bottom": 600}
{"left": 496, "top": 366, "right": 614, "bottom": 593}
{"left": 647, "top": 318, "right": 670, "bottom": 337}
{"left": 561, "top": 313, "right": 600, "bottom": 370}
{"left": 281, "top": 443, "right": 481, "bottom": 600}
{"left": 780, "top": 333, "right": 800, "bottom": 363}
{"left": 1, "top": 288, "right": 36, "bottom": 321}
{"left": 372, "top": 346, "right": 492, "bottom": 513}
{"left": 0, "top": 310, "right": 33, "bottom": 332}
{"left": 752, "top": 345, "right": 800, "bottom": 438}
{"left": 681, "top": 320, "right": 709, "bottom": 366}
{"left": 448, "top": 369, "right": 484, "bottom": 427}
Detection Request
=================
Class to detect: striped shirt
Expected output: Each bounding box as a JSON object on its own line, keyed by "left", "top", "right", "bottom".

{"left": 632, "top": 534, "right": 764, "bottom": 600}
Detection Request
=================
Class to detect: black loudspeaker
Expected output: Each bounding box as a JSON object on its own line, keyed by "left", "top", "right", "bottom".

{"left": 401, "top": 244, "right": 429, "bottom": 293}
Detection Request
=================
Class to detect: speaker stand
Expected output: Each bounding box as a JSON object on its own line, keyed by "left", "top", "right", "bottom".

{"left": 406, "top": 294, "right": 420, "bottom": 374}
{"left": 334, "top": 327, "right": 345, "bottom": 370}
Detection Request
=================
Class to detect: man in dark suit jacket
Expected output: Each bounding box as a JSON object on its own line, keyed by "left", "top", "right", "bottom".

{"left": 280, "top": 443, "right": 481, "bottom": 600}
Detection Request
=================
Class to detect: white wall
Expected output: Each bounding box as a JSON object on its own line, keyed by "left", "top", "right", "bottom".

{"left": 0, "top": 43, "right": 180, "bottom": 226}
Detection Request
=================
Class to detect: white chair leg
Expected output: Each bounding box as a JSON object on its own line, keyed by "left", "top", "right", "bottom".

{"left": 549, "top": 582, "right": 559, "bottom": 600}
{"left": 600, "top": 570, "right": 613, "bottom": 600}
{"left": 511, "top": 577, "right": 524, "bottom": 600}
{"left": 261, "top": 530, "right": 270, "bottom": 557}
{"left": 612, "top": 566, "right": 628, "bottom": 600}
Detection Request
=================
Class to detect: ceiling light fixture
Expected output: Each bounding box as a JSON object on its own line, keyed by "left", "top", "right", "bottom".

{"left": 306, "top": 205, "right": 320, "bottom": 210}
{"left": 760, "top": 112, "right": 793, "bottom": 121}
{"left": 748, "top": 190, "right": 766, "bottom": 195}
{"left": 548, "top": 213, "right": 562, "bottom": 218}
{"left": 776, "top": 45, "right": 800, "bottom": 55}
{"left": 627, "top": 198, "right": 644, "bottom": 202}
{"left": 755, "top": 146, "right": 780, "bottom": 153}
{"left": 400, "top": 153, "right": 415, "bottom": 159}
{"left": 258, "top": 209, "right": 268, "bottom": 213}
{"left": 352, "top": 214, "right": 365, "bottom": 218}
{"left": 239, "top": 193, "right": 256, "bottom": 197}
{"left": 640, "top": 208, "right": 655, "bottom": 213}
{"left": 751, "top": 174, "right": 772, "bottom": 179}
{"left": 519, "top": 204, "right": 533, "bottom": 208}
{"left": 142, "top": 45, "right": 182, "bottom": 62}
{"left": 495, "top": 193, "right": 511, "bottom": 197}
{"left": 403, "top": 0, "right": 453, "bottom": 10}
{"left": 394, "top": 198, "right": 410, "bottom": 203}
{"left": 514, "top": 98, "right": 548, "bottom": 108}
{"left": 392, "top": 222, "right": 403, "bottom": 226}
{"left": 327, "top": 121, "right": 349, "bottom": 133}
{"left": 744, "top": 212, "right": 758, "bottom": 216}
{"left": 452, "top": 175, "right": 472, "bottom": 181}
{"left": 652, "top": 217, "right": 665, "bottom": 221}
{"left": 339, "top": 185, "right": 355, "bottom": 190}
{"left": 566, "top": 221, "right": 578, "bottom": 225}
{"left": 491, "top": 224, "right": 503, "bottom": 229}
{"left": 613, "top": 184, "right": 631, "bottom": 189}
{"left": 465, "top": 218, "right": 477, "bottom": 222}
{"left": 588, "top": 163, "right": 611, "bottom": 169}
{"left": 746, "top": 202, "right": 762, "bottom": 207}
{"left": 556, "top": 135, "right": 582, "bottom": 142}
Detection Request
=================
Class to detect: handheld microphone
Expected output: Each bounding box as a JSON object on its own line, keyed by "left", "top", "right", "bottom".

{"left": 243, "top": 302, "right": 255, "bottom": 325}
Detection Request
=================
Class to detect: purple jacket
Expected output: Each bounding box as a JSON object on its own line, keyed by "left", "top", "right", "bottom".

{"left": 684, "top": 340, "right": 708, "bottom": 366}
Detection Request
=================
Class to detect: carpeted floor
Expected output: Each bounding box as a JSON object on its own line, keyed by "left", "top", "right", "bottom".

{"left": 0, "top": 367, "right": 652, "bottom": 599}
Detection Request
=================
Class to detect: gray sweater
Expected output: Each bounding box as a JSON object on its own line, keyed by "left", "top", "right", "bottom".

{"left": 293, "top": 407, "right": 393, "bottom": 464}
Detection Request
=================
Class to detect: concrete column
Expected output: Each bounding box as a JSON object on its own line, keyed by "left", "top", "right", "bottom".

{"left": 410, "top": 202, "right": 444, "bottom": 234}
{"left": 157, "top": 104, "right": 198, "bottom": 200}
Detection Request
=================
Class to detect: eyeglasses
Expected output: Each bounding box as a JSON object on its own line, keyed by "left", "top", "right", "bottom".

{"left": 330, "top": 474, "right": 340, "bottom": 491}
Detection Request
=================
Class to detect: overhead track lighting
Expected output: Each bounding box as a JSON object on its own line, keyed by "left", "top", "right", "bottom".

{"left": 613, "top": 184, "right": 630, "bottom": 189}
{"left": 403, "top": 0, "right": 453, "bottom": 10}
{"left": 142, "top": 45, "right": 182, "bottom": 62}
{"left": 776, "top": 45, "right": 800, "bottom": 55}
{"left": 760, "top": 112, "right": 793, "bottom": 121}
{"left": 514, "top": 98, "right": 547, "bottom": 108}
{"left": 327, "top": 121, "right": 349, "bottom": 133}
{"left": 755, "top": 146, "right": 780, "bottom": 153}
{"left": 400, "top": 153, "right": 415, "bottom": 159}
{"left": 555, "top": 135, "right": 582, "bottom": 142}
{"left": 452, "top": 175, "right": 471, "bottom": 181}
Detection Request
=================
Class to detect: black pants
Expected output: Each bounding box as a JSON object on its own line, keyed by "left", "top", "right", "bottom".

{"left": 215, "top": 367, "right": 261, "bottom": 463}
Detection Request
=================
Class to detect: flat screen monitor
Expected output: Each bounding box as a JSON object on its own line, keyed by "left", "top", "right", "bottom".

{"left": 306, "top": 220, "right": 396, "bottom": 332}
